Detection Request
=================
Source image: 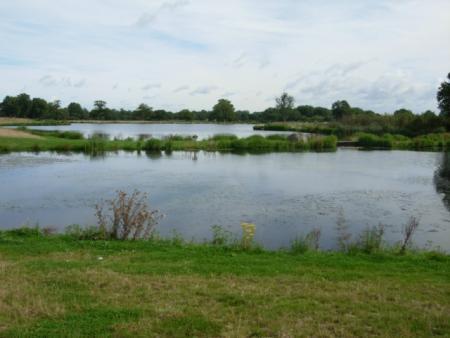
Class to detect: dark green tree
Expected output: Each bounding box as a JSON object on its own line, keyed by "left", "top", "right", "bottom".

{"left": 437, "top": 73, "right": 450, "bottom": 117}
{"left": 67, "top": 102, "right": 85, "bottom": 119}
{"left": 275, "top": 92, "right": 295, "bottom": 121}
{"left": 90, "top": 100, "right": 108, "bottom": 120}
{"left": 211, "top": 99, "right": 236, "bottom": 121}
{"left": 29, "top": 98, "right": 49, "bottom": 119}
{"left": 0, "top": 96, "right": 19, "bottom": 117}
{"left": 133, "top": 104, "right": 154, "bottom": 120}
{"left": 331, "top": 100, "right": 351, "bottom": 120}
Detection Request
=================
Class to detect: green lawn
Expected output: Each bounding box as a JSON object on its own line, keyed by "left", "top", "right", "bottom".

{"left": 0, "top": 230, "right": 449, "bottom": 337}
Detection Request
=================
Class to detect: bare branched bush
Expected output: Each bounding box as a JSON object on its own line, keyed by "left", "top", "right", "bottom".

{"left": 95, "top": 190, "right": 161, "bottom": 240}
{"left": 400, "top": 216, "right": 419, "bottom": 254}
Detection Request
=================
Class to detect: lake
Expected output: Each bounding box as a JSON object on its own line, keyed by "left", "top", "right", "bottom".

{"left": 1, "top": 149, "right": 449, "bottom": 250}
{"left": 25, "top": 123, "right": 291, "bottom": 140}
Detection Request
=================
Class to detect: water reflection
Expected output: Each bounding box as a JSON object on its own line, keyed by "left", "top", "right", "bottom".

{"left": 434, "top": 152, "right": 450, "bottom": 210}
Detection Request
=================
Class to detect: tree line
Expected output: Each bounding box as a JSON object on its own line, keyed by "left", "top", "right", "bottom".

{"left": 1, "top": 73, "right": 449, "bottom": 128}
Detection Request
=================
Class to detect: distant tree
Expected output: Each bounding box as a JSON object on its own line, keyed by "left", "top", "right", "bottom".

{"left": 275, "top": 92, "right": 295, "bottom": 121}
{"left": 29, "top": 98, "right": 48, "bottom": 119}
{"left": 90, "top": 100, "right": 108, "bottom": 120}
{"left": 177, "top": 109, "right": 194, "bottom": 121}
{"left": 331, "top": 100, "right": 351, "bottom": 120}
{"left": 67, "top": 102, "right": 85, "bottom": 119}
{"left": 437, "top": 73, "right": 450, "bottom": 117}
{"left": 0, "top": 96, "right": 19, "bottom": 117}
{"left": 45, "top": 100, "right": 68, "bottom": 120}
{"left": 133, "top": 103, "right": 154, "bottom": 120}
{"left": 16, "top": 93, "right": 32, "bottom": 118}
{"left": 212, "top": 99, "right": 236, "bottom": 121}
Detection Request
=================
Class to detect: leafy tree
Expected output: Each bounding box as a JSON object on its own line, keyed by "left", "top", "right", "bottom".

{"left": 177, "top": 109, "right": 194, "bottom": 121}
{"left": 16, "top": 93, "right": 32, "bottom": 118}
{"left": 275, "top": 92, "right": 295, "bottom": 121}
{"left": 67, "top": 102, "right": 85, "bottom": 119}
{"left": 211, "top": 99, "right": 236, "bottom": 121}
{"left": 133, "top": 103, "right": 154, "bottom": 120}
{"left": 90, "top": 100, "right": 109, "bottom": 120}
{"left": 29, "top": 98, "right": 49, "bottom": 119}
{"left": 0, "top": 96, "right": 19, "bottom": 117}
{"left": 437, "top": 73, "right": 450, "bottom": 117}
{"left": 331, "top": 100, "right": 351, "bottom": 120}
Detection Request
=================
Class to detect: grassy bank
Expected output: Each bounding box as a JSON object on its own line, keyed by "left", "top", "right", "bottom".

{"left": 255, "top": 123, "right": 450, "bottom": 150}
{"left": 0, "top": 130, "right": 337, "bottom": 153}
{"left": 0, "top": 228, "right": 449, "bottom": 337}
{"left": 0, "top": 117, "right": 70, "bottom": 126}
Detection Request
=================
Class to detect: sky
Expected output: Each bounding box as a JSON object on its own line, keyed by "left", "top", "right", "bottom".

{"left": 0, "top": 0, "right": 449, "bottom": 113}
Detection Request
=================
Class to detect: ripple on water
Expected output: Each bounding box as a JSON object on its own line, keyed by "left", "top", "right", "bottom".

{"left": 0, "top": 153, "right": 77, "bottom": 169}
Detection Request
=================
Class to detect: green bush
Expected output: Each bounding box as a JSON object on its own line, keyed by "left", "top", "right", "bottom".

{"left": 143, "top": 138, "right": 163, "bottom": 151}
{"left": 65, "top": 224, "right": 105, "bottom": 240}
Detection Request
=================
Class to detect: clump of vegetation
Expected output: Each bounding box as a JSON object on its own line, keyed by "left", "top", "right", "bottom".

{"left": 211, "top": 134, "right": 238, "bottom": 141}
{"left": 336, "top": 210, "right": 352, "bottom": 252}
{"left": 143, "top": 138, "right": 163, "bottom": 151}
{"left": 400, "top": 216, "right": 419, "bottom": 254}
{"left": 290, "top": 228, "right": 321, "bottom": 254}
{"left": 95, "top": 190, "right": 161, "bottom": 240}
{"left": 358, "top": 133, "right": 393, "bottom": 149}
{"left": 353, "top": 223, "right": 385, "bottom": 254}
{"left": 65, "top": 224, "right": 105, "bottom": 240}
{"left": 28, "top": 129, "right": 84, "bottom": 140}
{"left": 210, "top": 225, "right": 235, "bottom": 247}
{"left": 240, "top": 222, "right": 256, "bottom": 249}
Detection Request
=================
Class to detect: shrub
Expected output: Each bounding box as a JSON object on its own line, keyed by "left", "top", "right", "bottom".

{"left": 65, "top": 224, "right": 104, "bottom": 240}
{"left": 210, "top": 225, "right": 235, "bottom": 247}
{"left": 355, "top": 223, "right": 385, "bottom": 254}
{"left": 95, "top": 190, "right": 161, "bottom": 240}
{"left": 358, "top": 133, "right": 393, "bottom": 148}
{"left": 290, "top": 228, "right": 321, "bottom": 254}
{"left": 143, "top": 138, "right": 162, "bottom": 151}
{"left": 211, "top": 134, "right": 238, "bottom": 141}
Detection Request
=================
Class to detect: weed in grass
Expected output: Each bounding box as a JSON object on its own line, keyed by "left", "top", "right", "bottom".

{"left": 353, "top": 223, "right": 385, "bottom": 254}
{"left": 336, "top": 209, "right": 352, "bottom": 252}
{"left": 240, "top": 222, "right": 256, "bottom": 250}
{"left": 400, "top": 216, "right": 419, "bottom": 254}
{"left": 210, "top": 225, "right": 236, "bottom": 247}
{"left": 290, "top": 228, "right": 321, "bottom": 254}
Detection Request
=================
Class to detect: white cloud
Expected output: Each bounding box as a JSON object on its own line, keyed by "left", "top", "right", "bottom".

{"left": 0, "top": 0, "right": 449, "bottom": 113}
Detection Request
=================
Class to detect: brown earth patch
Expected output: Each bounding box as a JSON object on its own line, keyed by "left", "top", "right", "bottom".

{"left": 0, "top": 127, "right": 42, "bottom": 139}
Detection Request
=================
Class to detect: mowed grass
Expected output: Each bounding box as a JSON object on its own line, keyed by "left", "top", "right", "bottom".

{"left": 0, "top": 231, "right": 449, "bottom": 337}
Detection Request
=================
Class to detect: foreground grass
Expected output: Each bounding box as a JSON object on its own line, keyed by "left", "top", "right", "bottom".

{"left": 0, "top": 130, "right": 337, "bottom": 153}
{"left": 0, "top": 230, "right": 449, "bottom": 337}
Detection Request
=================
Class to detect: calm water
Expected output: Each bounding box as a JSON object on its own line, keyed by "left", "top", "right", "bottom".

{"left": 1, "top": 149, "right": 449, "bottom": 250}
{"left": 25, "top": 123, "right": 291, "bottom": 140}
